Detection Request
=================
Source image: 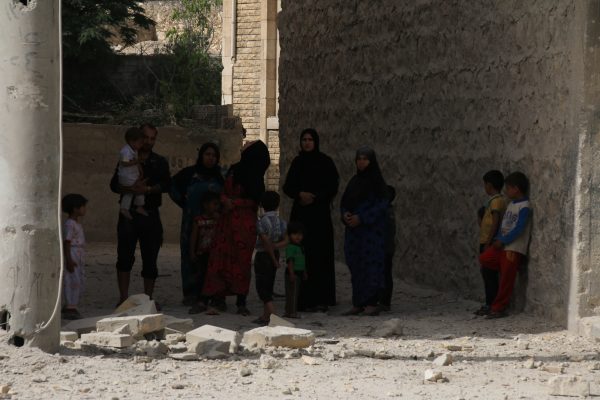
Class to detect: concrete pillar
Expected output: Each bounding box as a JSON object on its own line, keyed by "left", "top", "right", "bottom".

{"left": 0, "top": 0, "right": 62, "bottom": 352}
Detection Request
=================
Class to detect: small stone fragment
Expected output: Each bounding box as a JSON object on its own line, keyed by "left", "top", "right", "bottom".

{"left": 172, "top": 383, "right": 185, "bottom": 390}
{"left": 433, "top": 353, "right": 453, "bottom": 367}
{"left": 0, "top": 385, "right": 10, "bottom": 394}
{"left": 541, "top": 365, "right": 564, "bottom": 374}
{"left": 373, "top": 318, "right": 403, "bottom": 337}
{"left": 517, "top": 340, "right": 530, "bottom": 350}
{"left": 301, "top": 355, "right": 319, "bottom": 365}
{"left": 443, "top": 344, "right": 463, "bottom": 352}
{"left": 239, "top": 367, "right": 252, "bottom": 377}
{"left": 589, "top": 362, "right": 600, "bottom": 371}
{"left": 259, "top": 355, "right": 279, "bottom": 369}
{"left": 424, "top": 369, "right": 443, "bottom": 382}
{"left": 168, "top": 353, "right": 199, "bottom": 361}
{"left": 282, "top": 388, "right": 292, "bottom": 395}
{"left": 168, "top": 343, "right": 188, "bottom": 353}
{"left": 523, "top": 358, "right": 535, "bottom": 369}
{"left": 135, "top": 340, "right": 169, "bottom": 357}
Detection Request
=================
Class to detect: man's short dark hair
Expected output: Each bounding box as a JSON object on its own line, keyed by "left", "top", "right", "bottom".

{"left": 139, "top": 123, "right": 158, "bottom": 134}
{"left": 483, "top": 170, "right": 504, "bottom": 191}
{"left": 124, "top": 127, "right": 143, "bottom": 143}
{"left": 62, "top": 193, "right": 88, "bottom": 214}
{"left": 201, "top": 191, "right": 221, "bottom": 204}
{"left": 287, "top": 221, "right": 304, "bottom": 236}
{"left": 504, "top": 171, "right": 529, "bottom": 195}
{"left": 260, "top": 191, "right": 280, "bottom": 211}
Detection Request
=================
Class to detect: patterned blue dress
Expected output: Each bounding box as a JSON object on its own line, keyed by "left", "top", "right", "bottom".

{"left": 342, "top": 195, "right": 389, "bottom": 308}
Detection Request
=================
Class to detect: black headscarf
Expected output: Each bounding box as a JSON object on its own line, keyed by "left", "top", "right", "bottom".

{"left": 230, "top": 140, "right": 270, "bottom": 202}
{"left": 340, "top": 147, "right": 387, "bottom": 211}
{"left": 283, "top": 128, "right": 339, "bottom": 205}
{"left": 195, "top": 142, "right": 224, "bottom": 184}
{"left": 170, "top": 142, "right": 224, "bottom": 208}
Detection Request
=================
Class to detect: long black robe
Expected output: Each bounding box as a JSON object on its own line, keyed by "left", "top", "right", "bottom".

{"left": 283, "top": 146, "right": 339, "bottom": 308}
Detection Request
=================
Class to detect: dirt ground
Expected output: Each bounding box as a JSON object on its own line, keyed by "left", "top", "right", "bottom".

{"left": 1, "top": 242, "right": 600, "bottom": 399}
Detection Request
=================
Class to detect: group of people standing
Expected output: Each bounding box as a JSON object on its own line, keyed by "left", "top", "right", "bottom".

{"left": 61, "top": 123, "right": 396, "bottom": 321}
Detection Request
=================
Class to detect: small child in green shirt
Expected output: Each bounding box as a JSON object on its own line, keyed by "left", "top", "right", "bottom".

{"left": 284, "top": 222, "right": 307, "bottom": 318}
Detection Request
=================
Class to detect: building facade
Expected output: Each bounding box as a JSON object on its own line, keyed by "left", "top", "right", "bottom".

{"left": 221, "top": 0, "right": 280, "bottom": 189}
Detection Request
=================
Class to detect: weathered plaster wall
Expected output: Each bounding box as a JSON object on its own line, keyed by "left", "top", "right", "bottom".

{"left": 278, "top": 0, "right": 584, "bottom": 324}
{"left": 61, "top": 124, "right": 242, "bottom": 243}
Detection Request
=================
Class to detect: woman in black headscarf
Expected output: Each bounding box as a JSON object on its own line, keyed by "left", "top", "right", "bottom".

{"left": 170, "top": 143, "right": 224, "bottom": 305}
{"left": 283, "top": 128, "right": 339, "bottom": 311}
{"left": 202, "top": 140, "right": 270, "bottom": 315}
{"left": 340, "top": 147, "right": 389, "bottom": 316}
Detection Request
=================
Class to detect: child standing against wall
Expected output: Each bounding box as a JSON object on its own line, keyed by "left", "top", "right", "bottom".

{"left": 474, "top": 170, "right": 506, "bottom": 316}
{"left": 252, "top": 191, "right": 287, "bottom": 325}
{"left": 118, "top": 127, "right": 147, "bottom": 220}
{"left": 61, "top": 194, "right": 88, "bottom": 320}
{"left": 479, "top": 172, "right": 532, "bottom": 319}
{"left": 284, "top": 222, "right": 307, "bottom": 318}
{"left": 188, "top": 192, "right": 221, "bottom": 314}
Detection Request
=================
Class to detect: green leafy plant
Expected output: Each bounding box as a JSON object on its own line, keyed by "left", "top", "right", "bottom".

{"left": 158, "top": 0, "right": 223, "bottom": 120}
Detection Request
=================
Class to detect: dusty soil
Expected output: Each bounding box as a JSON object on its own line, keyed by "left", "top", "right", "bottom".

{"left": 1, "top": 242, "right": 599, "bottom": 399}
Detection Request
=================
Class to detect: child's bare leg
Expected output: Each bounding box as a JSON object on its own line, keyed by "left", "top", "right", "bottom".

{"left": 120, "top": 208, "right": 133, "bottom": 220}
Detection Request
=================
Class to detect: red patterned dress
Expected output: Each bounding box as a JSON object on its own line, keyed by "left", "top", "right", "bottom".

{"left": 202, "top": 174, "right": 258, "bottom": 297}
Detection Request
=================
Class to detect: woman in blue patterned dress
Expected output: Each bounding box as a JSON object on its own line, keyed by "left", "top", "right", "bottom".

{"left": 340, "top": 147, "right": 389, "bottom": 316}
{"left": 170, "top": 143, "right": 224, "bottom": 304}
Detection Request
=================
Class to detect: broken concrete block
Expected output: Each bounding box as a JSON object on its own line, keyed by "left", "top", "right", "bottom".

{"left": 60, "top": 331, "right": 78, "bottom": 342}
{"left": 549, "top": 376, "right": 590, "bottom": 397}
{"left": 268, "top": 314, "right": 296, "bottom": 328}
{"left": 186, "top": 325, "right": 241, "bottom": 354}
{"left": 433, "top": 353, "right": 453, "bottom": 366}
{"left": 243, "top": 326, "right": 315, "bottom": 349}
{"left": 114, "top": 294, "right": 152, "bottom": 313}
{"left": 188, "top": 339, "right": 230, "bottom": 356}
{"left": 80, "top": 332, "right": 134, "bottom": 348}
{"left": 96, "top": 314, "right": 164, "bottom": 338}
{"left": 164, "top": 315, "right": 194, "bottom": 333}
{"left": 424, "top": 369, "right": 443, "bottom": 382}
{"left": 373, "top": 318, "right": 403, "bottom": 337}
{"left": 63, "top": 315, "right": 111, "bottom": 335}
{"left": 118, "top": 301, "right": 158, "bottom": 317}
{"left": 112, "top": 324, "right": 132, "bottom": 335}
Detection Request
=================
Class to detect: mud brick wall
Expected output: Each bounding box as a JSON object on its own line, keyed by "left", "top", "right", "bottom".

{"left": 278, "top": 0, "right": 585, "bottom": 323}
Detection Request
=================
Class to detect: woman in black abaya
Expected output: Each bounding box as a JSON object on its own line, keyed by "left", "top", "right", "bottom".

{"left": 283, "top": 128, "right": 339, "bottom": 311}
